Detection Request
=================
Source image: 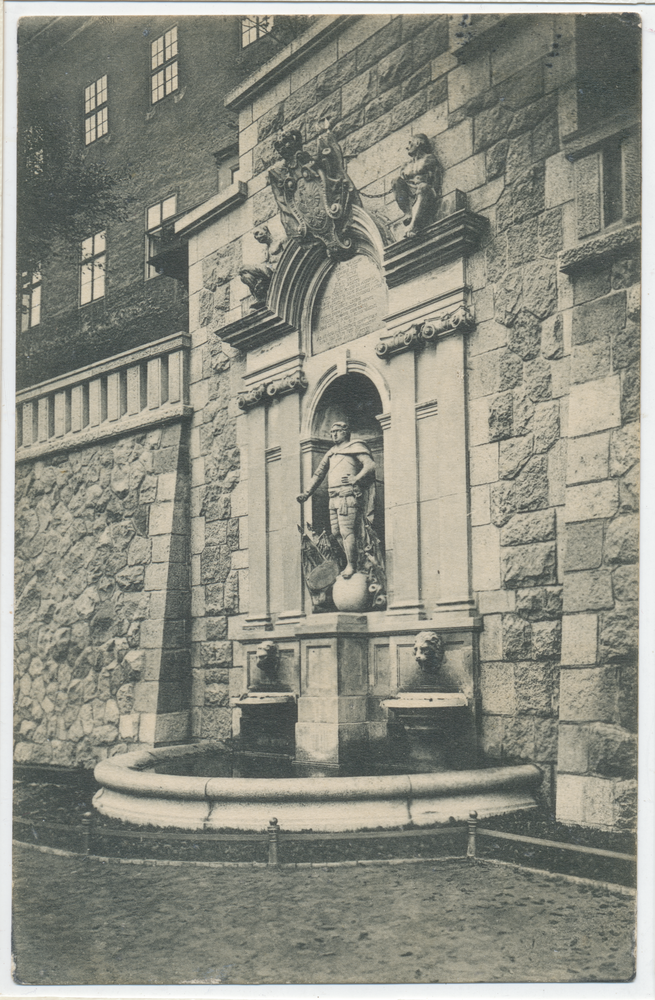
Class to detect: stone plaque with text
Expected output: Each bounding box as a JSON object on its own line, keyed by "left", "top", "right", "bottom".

{"left": 311, "top": 254, "right": 386, "bottom": 355}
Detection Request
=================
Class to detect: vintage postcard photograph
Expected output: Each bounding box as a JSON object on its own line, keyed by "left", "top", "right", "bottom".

{"left": 2, "top": 2, "right": 653, "bottom": 995}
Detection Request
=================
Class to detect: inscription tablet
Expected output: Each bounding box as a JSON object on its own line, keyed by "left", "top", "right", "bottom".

{"left": 311, "top": 254, "right": 386, "bottom": 355}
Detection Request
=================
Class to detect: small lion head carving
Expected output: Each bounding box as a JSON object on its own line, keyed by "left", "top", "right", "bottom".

{"left": 255, "top": 640, "right": 279, "bottom": 677}
{"left": 413, "top": 631, "right": 445, "bottom": 675}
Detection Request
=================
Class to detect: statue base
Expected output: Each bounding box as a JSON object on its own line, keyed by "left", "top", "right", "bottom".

{"left": 332, "top": 572, "right": 370, "bottom": 612}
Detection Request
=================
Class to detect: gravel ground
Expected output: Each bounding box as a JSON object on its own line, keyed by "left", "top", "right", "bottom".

{"left": 12, "top": 846, "right": 635, "bottom": 986}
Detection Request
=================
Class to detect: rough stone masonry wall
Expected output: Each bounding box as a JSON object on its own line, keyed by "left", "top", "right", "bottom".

{"left": 14, "top": 424, "right": 190, "bottom": 766}
{"left": 187, "top": 261, "right": 246, "bottom": 742}
{"left": 187, "top": 14, "right": 638, "bottom": 828}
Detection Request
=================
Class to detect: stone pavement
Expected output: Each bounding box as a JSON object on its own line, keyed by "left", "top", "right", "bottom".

{"left": 12, "top": 846, "right": 634, "bottom": 986}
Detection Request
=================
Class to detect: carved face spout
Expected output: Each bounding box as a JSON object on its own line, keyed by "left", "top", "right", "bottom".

{"left": 252, "top": 641, "right": 280, "bottom": 688}
{"left": 413, "top": 631, "right": 445, "bottom": 677}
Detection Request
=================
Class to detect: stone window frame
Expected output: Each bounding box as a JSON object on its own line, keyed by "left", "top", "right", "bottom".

{"left": 84, "top": 75, "right": 108, "bottom": 145}
{"left": 567, "top": 120, "right": 640, "bottom": 243}
{"left": 79, "top": 231, "right": 106, "bottom": 306}
{"left": 145, "top": 195, "right": 178, "bottom": 279}
{"left": 240, "top": 15, "right": 274, "bottom": 48}
{"left": 20, "top": 268, "right": 42, "bottom": 331}
{"left": 150, "top": 26, "right": 178, "bottom": 104}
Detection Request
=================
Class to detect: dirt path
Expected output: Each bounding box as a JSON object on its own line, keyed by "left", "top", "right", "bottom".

{"left": 12, "top": 847, "right": 635, "bottom": 985}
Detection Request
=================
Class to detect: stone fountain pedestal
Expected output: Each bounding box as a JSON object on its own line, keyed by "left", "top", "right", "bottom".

{"left": 294, "top": 614, "right": 370, "bottom": 768}
{"left": 382, "top": 691, "right": 476, "bottom": 772}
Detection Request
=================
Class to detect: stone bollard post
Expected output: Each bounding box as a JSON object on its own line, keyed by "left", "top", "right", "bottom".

{"left": 466, "top": 810, "right": 478, "bottom": 859}
{"left": 81, "top": 811, "right": 94, "bottom": 855}
{"left": 267, "top": 817, "right": 280, "bottom": 866}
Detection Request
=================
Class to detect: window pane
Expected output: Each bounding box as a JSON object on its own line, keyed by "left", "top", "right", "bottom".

{"left": 152, "top": 69, "right": 165, "bottom": 103}
{"left": 95, "top": 231, "right": 106, "bottom": 254}
{"left": 93, "top": 258, "right": 105, "bottom": 300}
{"left": 81, "top": 237, "right": 93, "bottom": 260}
{"left": 97, "top": 107, "right": 108, "bottom": 137}
{"left": 80, "top": 262, "right": 93, "bottom": 304}
{"left": 165, "top": 61, "right": 178, "bottom": 94}
{"left": 165, "top": 27, "right": 177, "bottom": 60}
{"left": 85, "top": 116, "right": 95, "bottom": 145}
{"left": 31, "top": 286, "right": 41, "bottom": 326}
{"left": 162, "top": 196, "right": 177, "bottom": 220}
{"left": 85, "top": 82, "right": 96, "bottom": 113}
{"left": 151, "top": 35, "right": 164, "bottom": 69}
{"left": 21, "top": 294, "right": 30, "bottom": 332}
{"left": 97, "top": 75, "right": 108, "bottom": 105}
{"left": 147, "top": 204, "right": 161, "bottom": 231}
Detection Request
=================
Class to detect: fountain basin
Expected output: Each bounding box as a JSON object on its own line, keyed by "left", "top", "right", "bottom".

{"left": 93, "top": 745, "right": 543, "bottom": 832}
{"left": 230, "top": 692, "right": 297, "bottom": 707}
{"left": 381, "top": 692, "right": 469, "bottom": 710}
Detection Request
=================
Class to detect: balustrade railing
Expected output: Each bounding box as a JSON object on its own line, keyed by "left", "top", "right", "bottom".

{"left": 16, "top": 333, "right": 190, "bottom": 459}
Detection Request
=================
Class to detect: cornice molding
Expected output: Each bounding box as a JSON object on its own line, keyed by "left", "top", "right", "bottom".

{"left": 559, "top": 223, "right": 641, "bottom": 276}
{"left": 383, "top": 208, "right": 488, "bottom": 289}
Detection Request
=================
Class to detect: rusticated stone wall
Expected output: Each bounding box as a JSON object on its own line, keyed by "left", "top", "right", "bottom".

{"left": 157, "top": 14, "right": 639, "bottom": 830}
{"left": 14, "top": 422, "right": 190, "bottom": 766}
{"left": 187, "top": 320, "right": 246, "bottom": 742}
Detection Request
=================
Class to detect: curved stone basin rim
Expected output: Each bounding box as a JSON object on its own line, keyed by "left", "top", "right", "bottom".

{"left": 93, "top": 745, "right": 543, "bottom": 832}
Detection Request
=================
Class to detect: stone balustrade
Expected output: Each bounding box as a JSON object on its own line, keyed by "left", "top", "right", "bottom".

{"left": 16, "top": 333, "right": 191, "bottom": 461}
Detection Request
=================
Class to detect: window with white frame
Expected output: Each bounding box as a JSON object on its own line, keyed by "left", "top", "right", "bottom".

{"left": 21, "top": 269, "right": 42, "bottom": 330}
{"left": 80, "top": 232, "right": 106, "bottom": 304}
{"left": 84, "top": 76, "right": 108, "bottom": 144}
{"left": 146, "top": 195, "right": 177, "bottom": 278}
{"left": 151, "top": 27, "right": 178, "bottom": 103}
{"left": 241, "top": 15, "right": 274, "bottom": 47}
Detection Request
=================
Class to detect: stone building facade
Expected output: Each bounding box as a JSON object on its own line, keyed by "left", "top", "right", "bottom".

{"left": 15, "top": 13, "right": 640, "bottom": 832}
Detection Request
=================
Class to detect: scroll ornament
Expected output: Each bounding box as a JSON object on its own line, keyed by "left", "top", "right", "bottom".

{"left": 237, "top": 371, "right": 308, "bottom": 411}
{"left": 375, "top": 305, "right": 474, "bottom": 358}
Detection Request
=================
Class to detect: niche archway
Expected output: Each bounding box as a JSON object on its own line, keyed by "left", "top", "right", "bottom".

{"left": 307, "top": 372, "right": 385, "bottom": 561}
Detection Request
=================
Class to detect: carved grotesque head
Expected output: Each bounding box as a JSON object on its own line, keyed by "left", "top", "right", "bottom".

{"left": 253, "top": 225, "right": 272, "bottom": 246}
{"left": 274, "top": 129, "right": 303, "bottom": 163}
{"left": 407, "top": 133, "right": 432, "bottom": 158}
{"left": 413, "top": 631, "right": 445, "bottom": 674}
{"left": 255, "top": 640, "right": 279, "bottom": 677}
{"left": 330, "top": 421, "right": 351, "bottom": 445}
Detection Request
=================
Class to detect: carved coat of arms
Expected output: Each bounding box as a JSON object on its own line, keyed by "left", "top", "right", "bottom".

{"left": 268, "top": 123, "right": 361, "bottom": 258}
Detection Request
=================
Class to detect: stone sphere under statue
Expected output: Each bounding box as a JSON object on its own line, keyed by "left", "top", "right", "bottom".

{"left": 332, "top": 572, "right": 370, "bottom": 612}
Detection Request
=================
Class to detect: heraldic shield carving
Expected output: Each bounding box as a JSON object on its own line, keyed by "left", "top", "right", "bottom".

{"left": 268, "top": 122, "right": 361, "bottom": 258}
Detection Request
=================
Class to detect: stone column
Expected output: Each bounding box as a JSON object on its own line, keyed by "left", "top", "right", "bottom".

{"left": 275, "top": 392, "right": 304, "bottom": 622}
{"left": 384, "top": 350, "right": 424, "bottom": 618}
{"left": 433, "top": 331, "right": 475, "bottom": 612}
{"left": 244, "top": 405, "right": 271, "bottom": 628}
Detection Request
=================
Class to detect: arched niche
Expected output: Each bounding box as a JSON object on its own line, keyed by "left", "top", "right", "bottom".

{"left": 267, "top": 206, "right": 387, "bottom": 344}
{"left": 305, "top": 372, "right": 386, "bottom": 558}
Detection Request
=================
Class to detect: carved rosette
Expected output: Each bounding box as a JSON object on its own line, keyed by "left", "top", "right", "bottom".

{"left": 238, "top": 371, "right": 308, "bottom": 411}
{"left": 376, "top": 305, "right": 475, "bottom": 358}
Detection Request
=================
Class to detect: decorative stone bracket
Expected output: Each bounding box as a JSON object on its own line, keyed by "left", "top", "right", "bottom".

{"left": 376, "top": 305, "right": 475, "bottom": 358}
{"left": 238, "top": 370, "right": 308, "bottom": 411}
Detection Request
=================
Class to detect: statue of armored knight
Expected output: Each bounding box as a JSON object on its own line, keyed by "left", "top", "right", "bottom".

{"left": 268, "top": 122, "right": 361, "bottom": 258}
{"left": 297, "top": 422, "right": 386, "bottom": 611}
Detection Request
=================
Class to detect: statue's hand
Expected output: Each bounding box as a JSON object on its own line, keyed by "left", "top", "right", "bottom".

{"left": 342, "top": 474, "right": 355, "bottom": 486}
{"left": 297, "top": 493, "right": 309, "bottom": 504}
